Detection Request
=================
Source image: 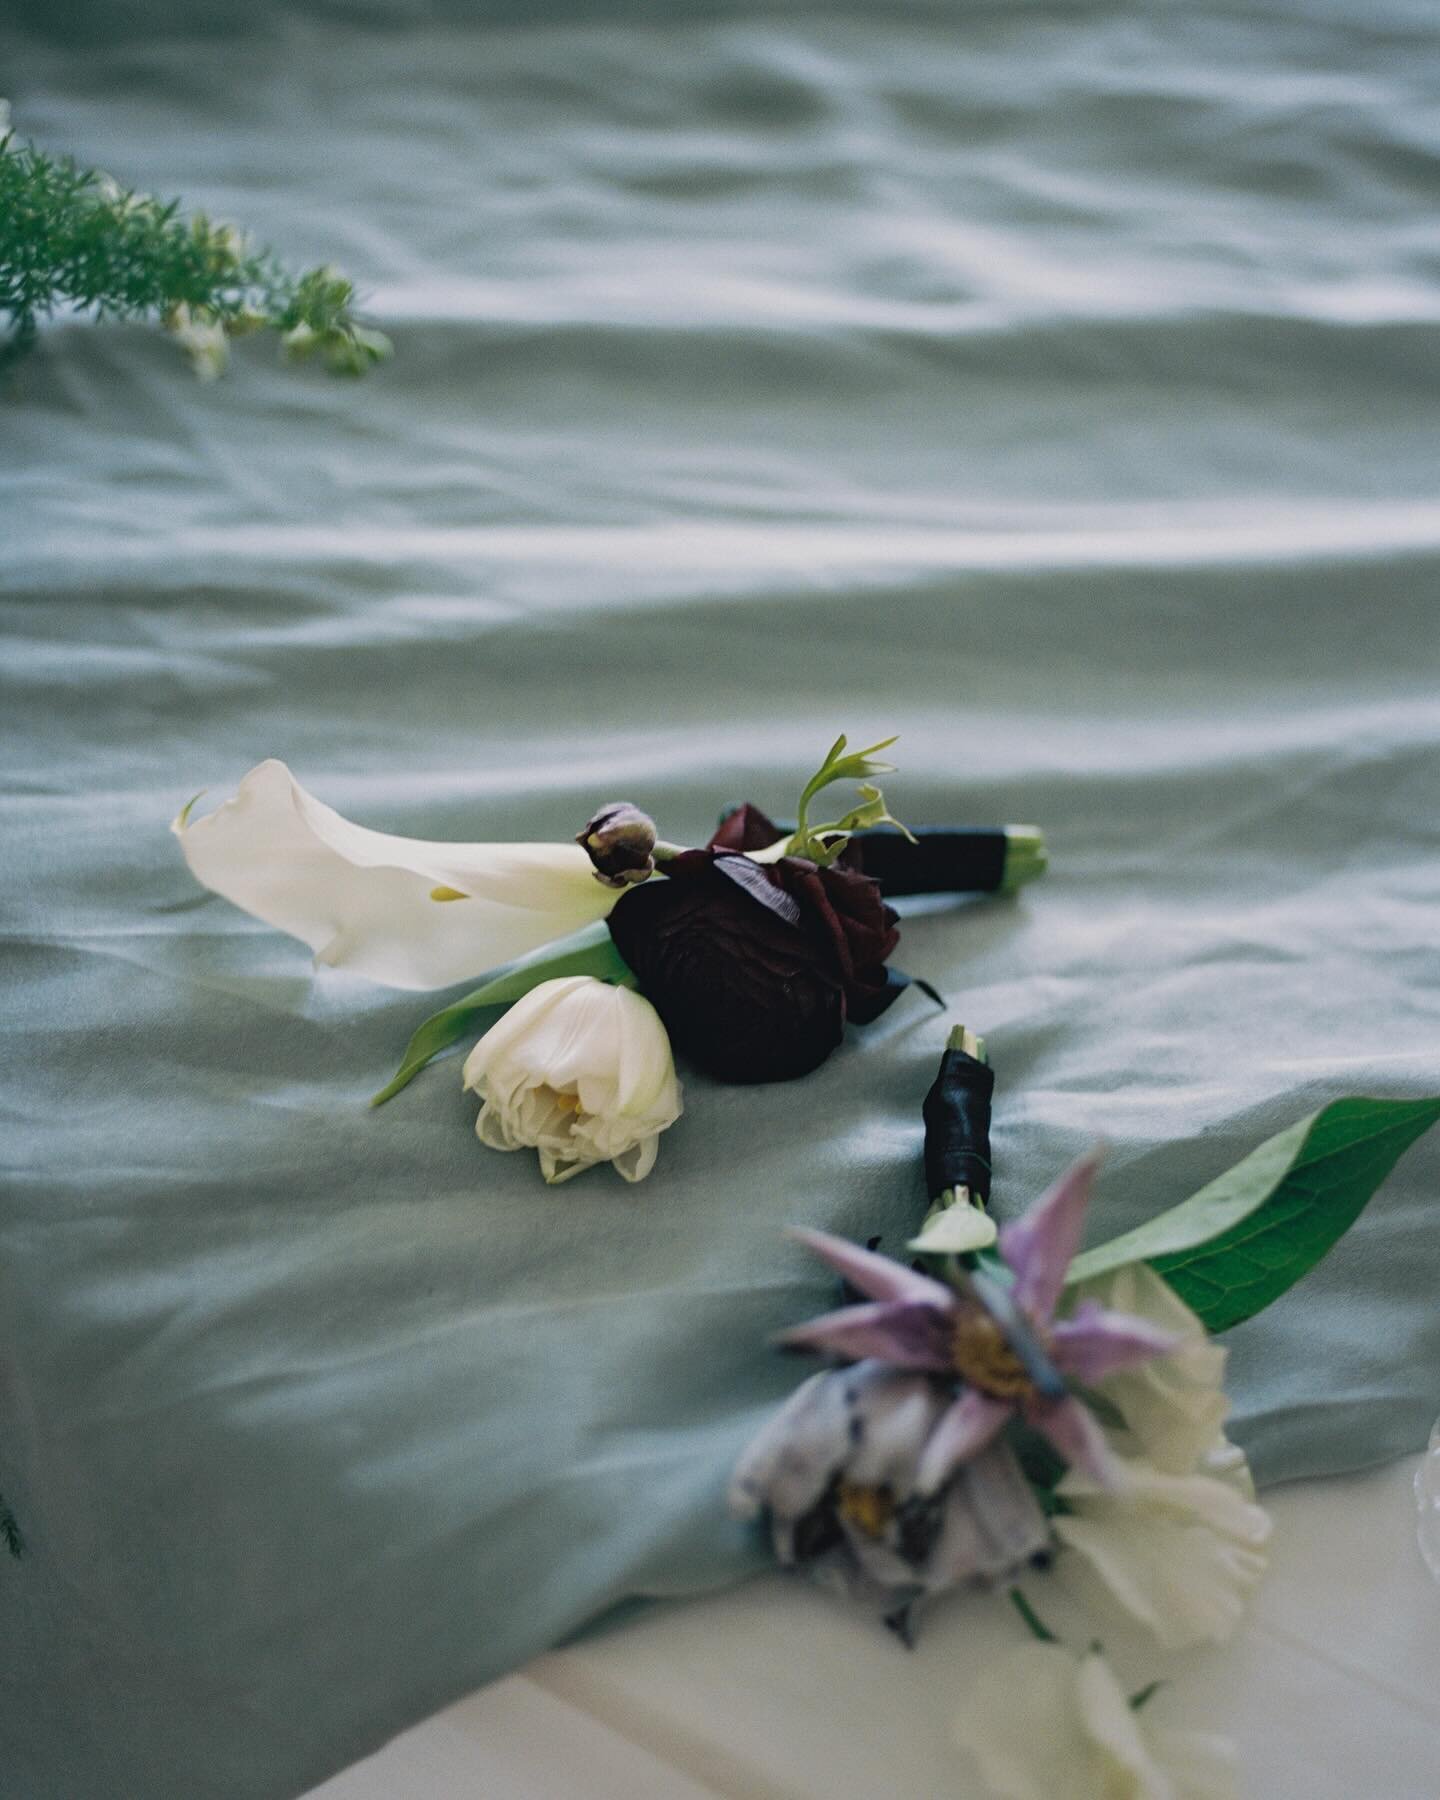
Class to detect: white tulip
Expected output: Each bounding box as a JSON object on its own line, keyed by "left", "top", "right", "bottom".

{"left": 173, "top": 760, "right": 620, "bottom": 990}
{"left": 1053, "top": 1453, "right": 1271, "bottom": 1651}
{"left": 955, "top": 1643, "right": 1238, "bottom": 1800}
{"left": 462, "top": 976, "right": 682, "bottom": 1184}
{"left": 1069, "top": 1263, "right": 1229, "bottom": 1476}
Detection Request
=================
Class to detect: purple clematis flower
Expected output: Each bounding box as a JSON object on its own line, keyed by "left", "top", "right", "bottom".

{"left": 780, "top": 1152, "right": 1179, "bottom": 1494}
{"left": 729, "top": 1360, "right": 1050, "bottom": 1625}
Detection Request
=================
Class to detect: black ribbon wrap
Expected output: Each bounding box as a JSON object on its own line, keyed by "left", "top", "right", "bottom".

{"left": 922, "top": 1048, "right": 994, "bottom": 1203}
{"left": 714, "top": 810, "right": 1009, "bottom": 895}
{"left": 848, "top": 826, "right": 1009, "bottom": 896}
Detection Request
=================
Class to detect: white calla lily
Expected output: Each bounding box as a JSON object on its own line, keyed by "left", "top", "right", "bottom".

{"left": 1070, "top": 1263, "right": 1229, "bottom": 1476}
{"left": 173, "top": 760, "right": 620, "bottom": 990}
{"left": 1053, "top": 1453, "right": 1271, "bottom": 1651}
{"left": 955, "top": 1643, "right": 1238, "bottom": 1800}
{"left": 462, "top": 975, "right": 682, "bottom": 1184}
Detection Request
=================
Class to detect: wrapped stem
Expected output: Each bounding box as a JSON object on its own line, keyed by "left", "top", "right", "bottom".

{"left": 716, "top": 810, "right": 1046, "bottom": 896}
{"left": 909, "top": 1025, "right": 998, "bottom": 1255}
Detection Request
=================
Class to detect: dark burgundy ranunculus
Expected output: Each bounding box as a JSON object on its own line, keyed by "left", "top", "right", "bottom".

{"left": 606, "top": 820, "right": 900, "bottom": 1084}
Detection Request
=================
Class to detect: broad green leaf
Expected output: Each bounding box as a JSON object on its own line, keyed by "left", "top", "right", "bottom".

{"left": 370, "top": 921, "right": 636, "bottom": 1107}
{"left": 1066, "top": 1096, "right": 1440, "bottom": 1332}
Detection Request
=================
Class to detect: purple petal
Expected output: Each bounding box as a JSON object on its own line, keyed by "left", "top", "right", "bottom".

{"left": 923, "top": 1442, "right": 1052, "bottom": 1592}
{"left": 779, "top": 1300, "right": 952, "bottom": 1371}
{"left": 789, "top": 1228, "right": 955, "bottom": 1309}
{"left": 998, "top": 1149, "right": 1102, "bottom": 1324}
{"left": 1050, "top": 1301, "right": 1180, "bottom": 1383}
{"left": 728, "top": 1367, "right": 852, "bottom": 1527}
{"left": 1027, "top": 1393, "right": 1118, "bottom": 1486}
{"left": 915, "top": 1389, "right": 1013, "bottom": 1494}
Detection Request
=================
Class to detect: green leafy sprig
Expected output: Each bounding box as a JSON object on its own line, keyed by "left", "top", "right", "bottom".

{"left": 0, "top": 108, "right": 389, "bottom": 380}
{"left": 785, "top": 733, "right": 917, "bottom": 867}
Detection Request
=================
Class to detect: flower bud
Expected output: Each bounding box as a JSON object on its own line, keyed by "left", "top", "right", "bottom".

{"left": 576, "top": 802, "right": 657, "bottom": 889}
{"left": 462, "top": 975, "right": 682, "bottom": 1183}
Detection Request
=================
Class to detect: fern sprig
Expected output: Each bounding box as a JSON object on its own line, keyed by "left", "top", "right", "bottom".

{"left": 0, "top": 109, "right": 390, "bottom": 380}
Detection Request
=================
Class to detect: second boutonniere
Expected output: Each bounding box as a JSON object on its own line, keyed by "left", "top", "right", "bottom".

{"left": 173, "top": 734, "right": 1046, "bottom": 1184}
{"left": 731, "top": 1026, "right": 1439, "bottom": 1798}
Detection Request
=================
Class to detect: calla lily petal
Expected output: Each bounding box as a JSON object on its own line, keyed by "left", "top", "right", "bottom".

{"left": 174, "top": 759, "right": 620, "bottom": 990}
{"left": 779, "top": 1301, "right": 953, "bottom": 1370}
{"left": 1000, "top": 1149, "right": 1102, "bottom": 1322}
{"left": 787, "top": 1227, "right": 954, "bottom": 1309}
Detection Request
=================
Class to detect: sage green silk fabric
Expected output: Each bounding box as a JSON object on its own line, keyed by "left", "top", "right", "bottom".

{"left": 3, "top": 3, "right": 1439, "bottom": 1794}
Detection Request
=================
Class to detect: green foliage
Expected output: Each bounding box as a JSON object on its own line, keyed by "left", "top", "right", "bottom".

{"left": 786, "top": 733, "right": 916, "bottom": 867}
{"left": 371, "top": 922, "right": 638, "bottom": 1106}
{"left": 1066, "top": 1096, "right": 1440, "bottom": 1332}
{"left": 0, "top": 115, "right": 389, "bottom": 379}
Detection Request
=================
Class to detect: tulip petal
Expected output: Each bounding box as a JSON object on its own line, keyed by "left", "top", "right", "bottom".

{"left": 915, "top": 1388, "right": 1012, "bottom": 1494}
{"left": 1049, "top": 1300, "right": 1180, "bottom": 1383}
{"left": 174, "top": 760, "right": 619, "bottom": 990}
{"left": 463, "top": 977, "right": 681, "bottom": 1185}
{"left": 999, "top": 1150, "right": 1102, "bottom": 1323}
{"left": 788, "top": 1227, "right": 955, "bottom": 1309}
{"left": 778, "top": 1300, "right": 952, "bottom": 1370}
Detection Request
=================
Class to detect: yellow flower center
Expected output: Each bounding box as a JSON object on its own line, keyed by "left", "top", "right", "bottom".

{"left": 428, "top": 885, "right": 470, "bottom": 903}
{"left": 950, "top": 1307, "right": 1035, "bottom": 1400}
{"left": 836, "top": 1480, "right": 896, "bottom": 1540}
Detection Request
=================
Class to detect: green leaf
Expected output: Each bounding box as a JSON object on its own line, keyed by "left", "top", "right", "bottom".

{"left": 369, "top": 922, "right": 637, "bottom": 1107}
{"left": 1066, "top": 1096, "right": 1440, "bottom": 1332}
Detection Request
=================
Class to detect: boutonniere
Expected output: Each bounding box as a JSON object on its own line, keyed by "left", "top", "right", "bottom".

{"left": 731, "top": 1028, "right": 1439, "bottom": 1796}
{"left": 174, "top": 736, "right": 1045, "bottom": 1183}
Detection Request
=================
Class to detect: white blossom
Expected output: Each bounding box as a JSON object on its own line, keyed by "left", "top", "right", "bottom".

{"left": 173, "top": 760, "right": 620, "bottom": 989}
{"left": 955, "top": 1643, "right": 1238, "bottom": 1800}
{"left": 1070, "top": 1262, "right": 1229, "bottom": 1476}
{"left": 1053, "top": 1453, "right": 1271, "bottom": 1650}
{"left": 463, "top": 975, "right": 681, "bottom": 1184}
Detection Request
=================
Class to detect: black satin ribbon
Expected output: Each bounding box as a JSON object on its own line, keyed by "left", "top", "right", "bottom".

{"left": 922, "top": 1046, "right": 994, "bottom": 1203}
{"left": 848, "top": 825, "right": 1009, "bottom": 896}
{"left": 715, "top": 811, "right": 1009, "bottom": 895}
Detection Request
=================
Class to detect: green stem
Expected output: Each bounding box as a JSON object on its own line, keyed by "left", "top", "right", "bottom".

{"left": 1000, "top": 826, "right": 1048, "bottom": 894}
{"left": 1008, "top": 1586, "right": 1058, "bottom": 1644}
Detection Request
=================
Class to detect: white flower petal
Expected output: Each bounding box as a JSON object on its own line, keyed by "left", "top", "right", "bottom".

{"left": 1072, "top": 1263, "right": 1229, "bottom": 1476}
{"left": 954, "top": 1643, "right": 1112, "bottom": 1800}
{"left": 174, "top": 760, "right": 619, "bottom": 989}
{"left": 462, "top": 976, "right": 682, "bottom": 1185}
{"left": 1055, "top": 1455, "right": 1271, "bottom": 1650}
{"left": 956, "top": 1645, "right": 1239, "bottom": 1800}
